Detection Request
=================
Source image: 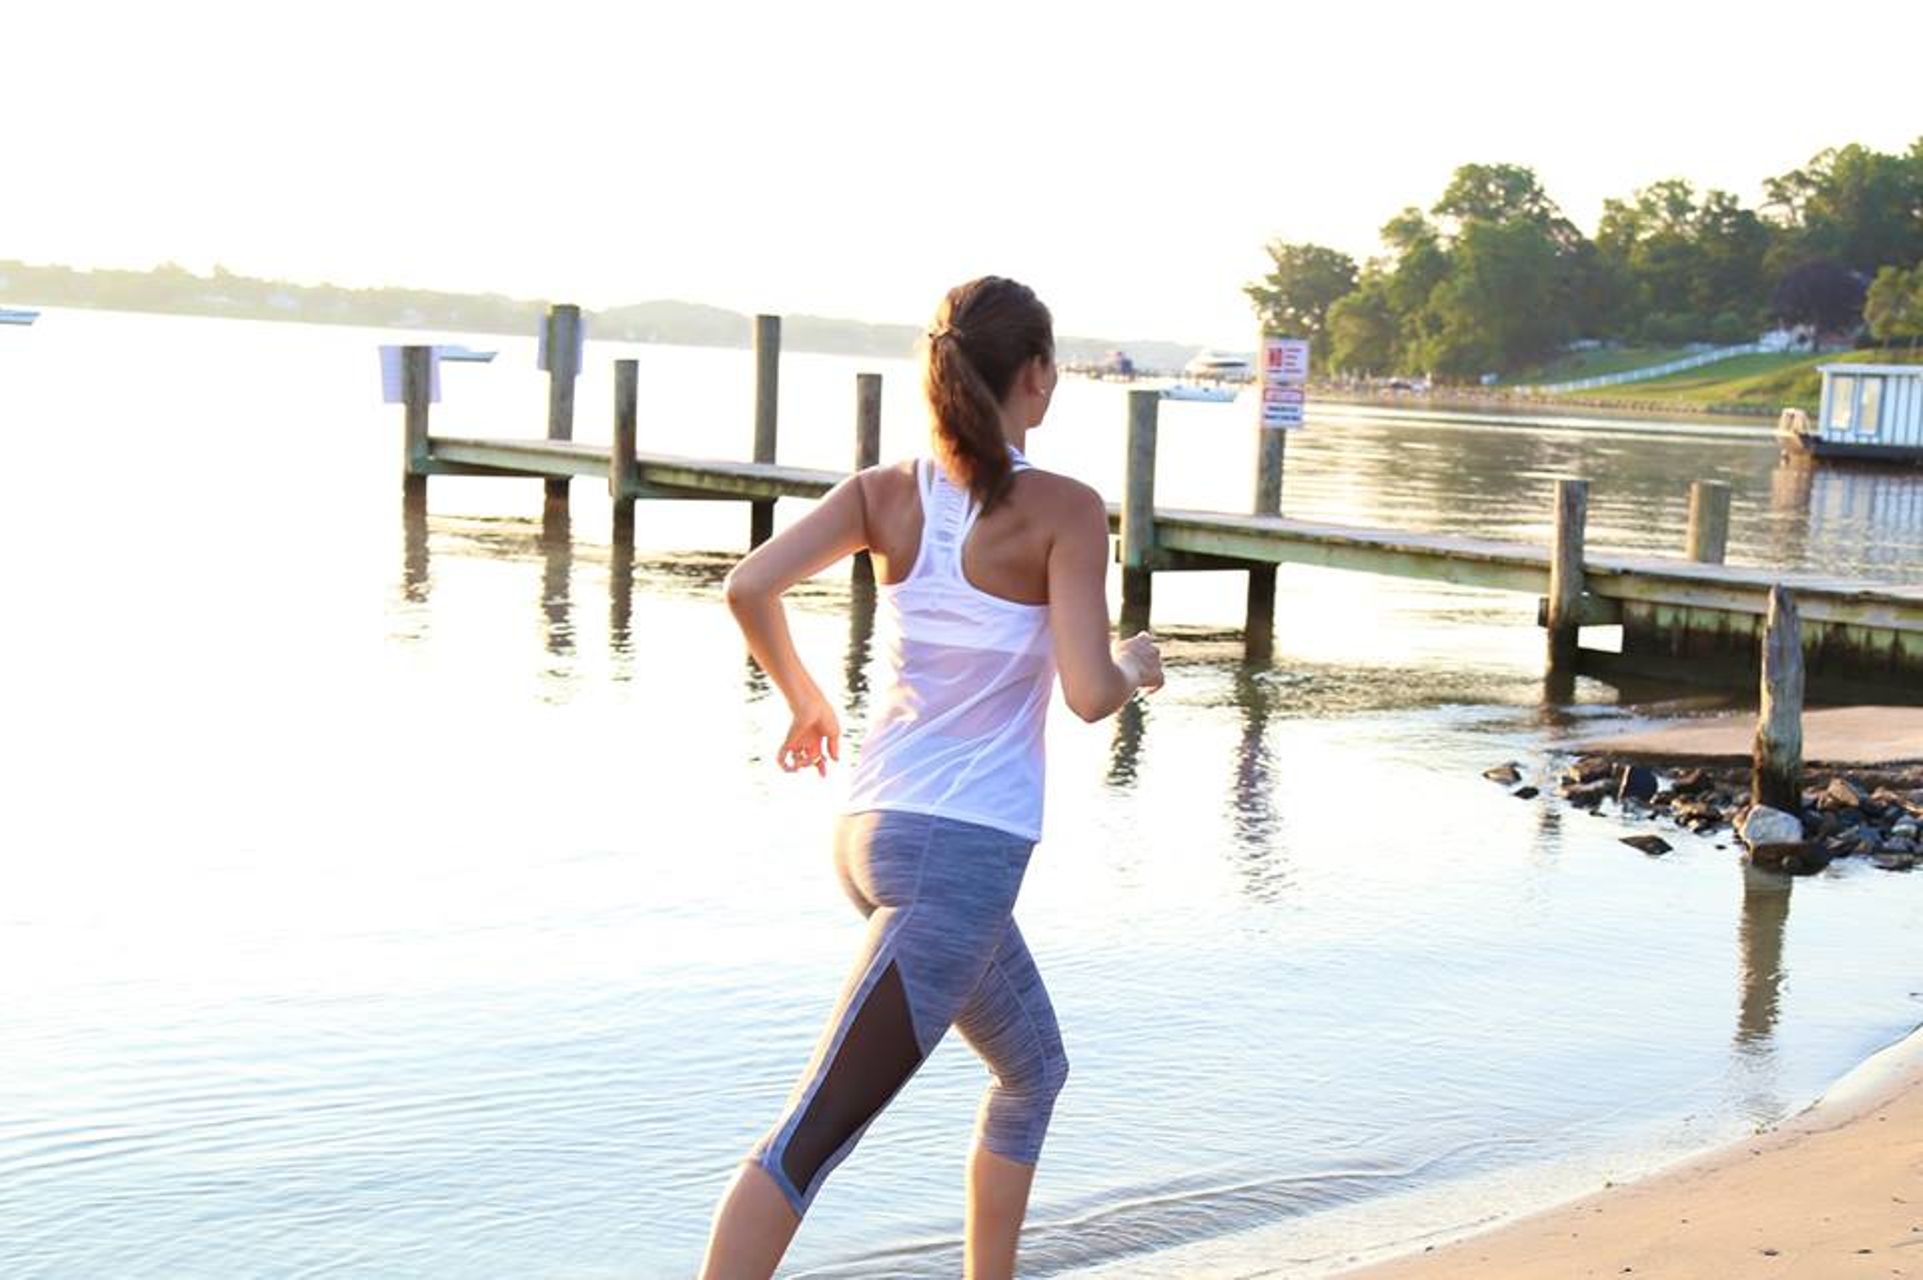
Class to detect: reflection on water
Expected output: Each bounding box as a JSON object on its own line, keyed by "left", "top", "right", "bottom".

{"left": 1227, "top": 669, "right": 1289, "bottom": 904}
{"left": 400, "top": 490, "right": 430, "bottom": 608}
{"left": 1791, "top": 461, "right": 1923, "bottom": 579}
{"left": 539, "top": 501, "right": 573, "bottom": 668}
{"left": 1106, "top": 697, "right": 1146, "bottom": 788}
{"left": 1737, "top": 866, "right": 1791, "bottom": 1049}
{"left": 843, "top": 571, "right": 876, "bottom": 720}
{"left": 610, "top": 507, "right": 635, "bottom": 673}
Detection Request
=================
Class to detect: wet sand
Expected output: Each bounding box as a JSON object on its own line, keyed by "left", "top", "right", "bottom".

{"left": 1339, "top": 1028, "right": 1923, "bottom": 1279}
{"left": 1571, "top": 705, "right": 1923, "bottom": 767}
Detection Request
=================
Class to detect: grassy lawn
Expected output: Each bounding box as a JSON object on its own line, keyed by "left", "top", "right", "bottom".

{"left": 1508, "top": 346, "right": 1697, "bottom": 385}
{"left": 1555, "top": 349, "right": 1923, "bottom": 412}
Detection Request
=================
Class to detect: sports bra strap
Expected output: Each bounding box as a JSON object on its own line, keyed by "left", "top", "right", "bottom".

{"left": 914, "top": 445, "right": 1032, "bottom": 579}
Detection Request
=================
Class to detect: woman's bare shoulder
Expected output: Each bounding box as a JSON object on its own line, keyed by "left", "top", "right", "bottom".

{"left": 1017, "top": 468, "right": 1107, "bottom": 524}
{"left": 856, "top": 459, "right": 920, "bottom": 511}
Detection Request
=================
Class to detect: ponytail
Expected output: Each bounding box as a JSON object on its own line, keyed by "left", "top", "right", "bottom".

{"left": 921, "top": 277, "right": 1053, "bottom": 515}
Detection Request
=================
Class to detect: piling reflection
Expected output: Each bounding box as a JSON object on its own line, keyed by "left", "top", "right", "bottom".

{"left": 610, "top": 510, "right": 635, "bottom": 677}
{"left": 539, "top": 502, "right": 574, "bottom": 663}
{"left": 844, "top": 571, "right": 877, "bottom": 719}
{"left": 1736, "top": 864, "right": 1791, "bottom": 1050}
{"left": 1227, "top": 668, "right": 1291, "bottom": 902}
{"left": 401, "top": 490, "right": 430, "bottom": 605}
{"left": 1107, "top": 698, "right": 1146, "bottom": 788}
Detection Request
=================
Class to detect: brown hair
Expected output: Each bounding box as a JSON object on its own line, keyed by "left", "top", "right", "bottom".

{"left": 922, "top": 276, "right": 1054, "bottom": 514}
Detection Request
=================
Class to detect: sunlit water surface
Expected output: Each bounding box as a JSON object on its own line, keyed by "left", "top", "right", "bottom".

{"left": 2, "top": 310, "right": 1920, "bottom": 1278}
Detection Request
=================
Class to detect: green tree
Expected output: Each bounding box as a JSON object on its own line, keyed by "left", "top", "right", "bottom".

{"left": 1417, "top": 218, "right": 1572, "bottom": 376}
{"left": 1326, "top": 273, "right": 1399, "bottom": 375}
{"left": 1865, "top": 265, "right": 1923, "bottom": 346}
{"left": 1595, "top": 179, "right": 1769, "bottom": 341}
{"left": 1432, "top": 162, "right": 1572, "bottom": 240}
{"left": 1244, "top": 242, "right": 1358, "bottom": 354}
{"left": 1763, "top": 141, "right": 1923, "bottom": 278}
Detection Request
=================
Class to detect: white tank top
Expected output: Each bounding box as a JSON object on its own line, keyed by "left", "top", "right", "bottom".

{"left": 843, "top": 450, "right": 1056, "bottom": 841}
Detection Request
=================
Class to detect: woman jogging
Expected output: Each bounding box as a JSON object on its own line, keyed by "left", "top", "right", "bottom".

{"left": 701, "top": 276, "right": 1163, "bottom": 1280}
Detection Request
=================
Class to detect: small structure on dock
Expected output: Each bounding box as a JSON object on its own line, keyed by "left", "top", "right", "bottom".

{"left": 1778, "top": 364, "right": 1923, "bottom": 465}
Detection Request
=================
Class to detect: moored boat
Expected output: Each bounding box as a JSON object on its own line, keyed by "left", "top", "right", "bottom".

{"left": 1778, "top": 364, "right": 1923, "bottom": 465}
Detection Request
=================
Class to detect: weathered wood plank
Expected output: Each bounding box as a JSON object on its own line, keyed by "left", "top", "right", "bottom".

{"left": 750, "top": 314, "right": 780, "bottom": 547}
{"left": 1154, "top": 517, "right": 1549, "bottom": 595}
{"left": 401, "top": 345, "right": 432, "bottom": 499}
{"left": 413, "top": 434, "right": 1922, "bottom": 647}
{"left": 1120, "top": 390, "right": 1158, "bottom": 633}
{"left": 610, "top": 359, "right": 639, "bottom": 502}
{"left": 1685, "top": 480, "right": 1731, "bottom": 564}
{"left": 1246, "top": 424, "right": 1286, "bottom": 662}
{"left": 853, "top": 372, "right": 882, "bottom": 587}
{"left": 1547, "top": 479, "right": 1590, "bottom": 669}
{"left": 1753, "top": 586, "right": 1804, "bottom": 811}
{"left": 543, "top": 305, "right": 581, "bottom": 507}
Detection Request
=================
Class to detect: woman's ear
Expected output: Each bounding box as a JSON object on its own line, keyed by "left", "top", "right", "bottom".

{"left": 1028, "top": 354, "right": 1053, "bottom": 398}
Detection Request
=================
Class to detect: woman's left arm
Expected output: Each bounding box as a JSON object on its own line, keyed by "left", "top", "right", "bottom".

{"left": 722, "top": 473, "right": 870, "bottom": 774}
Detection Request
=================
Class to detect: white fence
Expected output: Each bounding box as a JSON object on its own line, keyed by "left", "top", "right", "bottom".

{"left": 1525, "top": 343, "right": 1764, "bottom": 394}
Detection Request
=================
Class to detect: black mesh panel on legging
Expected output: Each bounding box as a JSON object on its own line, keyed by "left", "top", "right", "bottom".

{"left": 781, "top": 959, "right": 924, "bottom": 1196}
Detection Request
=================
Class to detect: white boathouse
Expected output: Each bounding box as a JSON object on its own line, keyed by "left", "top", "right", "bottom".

{"left": 1813, "top": 363, "right": 1923, "bottom": 455}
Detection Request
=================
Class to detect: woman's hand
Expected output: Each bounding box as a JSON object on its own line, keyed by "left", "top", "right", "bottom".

{"left": 779, "top": 692, "right": 842, "bottom": 776}
{"left": 1114, "top": 632, "right": 1165, "bottom": 693}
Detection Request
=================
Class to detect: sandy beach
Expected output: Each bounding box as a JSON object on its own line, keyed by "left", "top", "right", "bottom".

{"left": 1336, "top": 1026, "right": 1923, "bottom": 1278}
{"left": 1571, "top": 706, "right": 1923, "bottom": 768}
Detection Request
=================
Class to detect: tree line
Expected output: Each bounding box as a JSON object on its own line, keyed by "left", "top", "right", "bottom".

{"left": 1244, "top": 140, "right": 1923, "bottom": 380}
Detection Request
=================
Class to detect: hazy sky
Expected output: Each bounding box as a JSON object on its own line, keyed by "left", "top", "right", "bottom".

{"left": 13, "top": 0, "right": 1920, "bottom": 346}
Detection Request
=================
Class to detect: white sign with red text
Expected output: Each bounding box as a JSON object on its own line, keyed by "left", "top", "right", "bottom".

{"left": 1260, "top": 336, "right": 1310, "bottom": 428}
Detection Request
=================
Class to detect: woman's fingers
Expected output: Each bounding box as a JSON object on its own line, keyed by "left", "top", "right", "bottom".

{"left": 778, "top": 727, "right": 835, "bottom": 775}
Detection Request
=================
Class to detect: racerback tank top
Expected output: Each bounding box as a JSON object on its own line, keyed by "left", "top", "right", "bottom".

{"left": 843, "top": 449, "right": 1056, "bottom": 841}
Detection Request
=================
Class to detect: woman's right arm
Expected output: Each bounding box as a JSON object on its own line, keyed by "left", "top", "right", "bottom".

{"left": 1047, "top": 482, "right": 1164, "bottom": 723}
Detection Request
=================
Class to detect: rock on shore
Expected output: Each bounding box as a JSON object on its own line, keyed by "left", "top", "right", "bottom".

{"left": 1482, "top": 756, "right": 1923, "bottom": 874}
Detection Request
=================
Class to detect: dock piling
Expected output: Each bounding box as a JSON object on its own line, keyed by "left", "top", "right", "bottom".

{"left": 1752, "top": 586, "right": 1805, "bottom": 812}
{"left": 1244, "top": 425, "right": 1286, "bottom": 663}
{"left": 401, "top": 344, "right": 433, "bottom": 501}
{"left": 1685, "top": 480, "right": 1732, "bottom": 564}
{"left": 1120, "top": 390, "right": 1160, "bottom": 635}
{"left": 1546, "top": 478, "right": 1590, "bottom": 671}
{"left": 853, "top": 372, "right": 882, "bottom": 585}
{"left": 610, "top": 359, "right": 639, "bottom": 542}
{"left": 749, "top": 315, "right": 781, "bottom": 548}
{"left": 542, "top": 305, "right": 582, "bottom": 510}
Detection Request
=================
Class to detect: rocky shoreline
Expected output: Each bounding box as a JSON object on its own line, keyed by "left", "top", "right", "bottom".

{"left": 1482, "top": 757, "right": 1923, "bottom": 875}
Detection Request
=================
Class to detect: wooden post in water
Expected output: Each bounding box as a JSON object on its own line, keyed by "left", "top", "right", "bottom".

{"left": 543, "top": 304, "right": 582, "bottom": 509}
{"left": 609, "top": 358, "right": 639, "bottom": 542}
{"left": 1244, "top": 425, "right": 1286, "bottom": 663}
{"left": 1546, "top": 478, "right": 1589, "bottom": 672}
{"left": 852, "top": 372, "right": 882, "bottom": 585}
{"left": 401, "top": 344, "right": 432, "bottom": 501}
{"left": 1120, "top": 389, "right": 1160, "bottom": 635}
{"left": 749, "top": 315, "right": 781, "bottom": 548}
{"left": 1753, "top": 585, "right": 1804, "bottom": 812}
{"left": 1685, "top": 480, "right": 1731, "bottom": 564}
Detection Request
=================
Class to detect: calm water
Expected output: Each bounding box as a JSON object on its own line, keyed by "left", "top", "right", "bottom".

{"left": 3, "top": 309, "right": 1921, "bottom": 1278}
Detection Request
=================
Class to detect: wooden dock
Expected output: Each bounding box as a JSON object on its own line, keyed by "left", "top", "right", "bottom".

{"left": 392, "top": 309, "right": 1923, "bottom": 693}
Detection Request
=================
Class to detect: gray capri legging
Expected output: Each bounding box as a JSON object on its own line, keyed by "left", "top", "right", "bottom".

{"left": 748, "top": 808, "right": 1069, "bottom": 1217}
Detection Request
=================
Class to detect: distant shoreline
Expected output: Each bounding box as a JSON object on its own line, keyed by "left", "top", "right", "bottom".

{"left": 0, "top": 263, "right": 1203, "bottom": 369}
{"left": 1310, "top": 386, "right": 1780, "bottom": 422}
